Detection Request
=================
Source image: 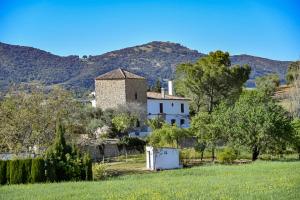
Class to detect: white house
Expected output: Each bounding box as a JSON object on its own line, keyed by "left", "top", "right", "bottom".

{"left": 146, "top": 146, "right": 181, "bottom": 170}
{"left": 147, "top": 81, "right": 190, "bottom": 129}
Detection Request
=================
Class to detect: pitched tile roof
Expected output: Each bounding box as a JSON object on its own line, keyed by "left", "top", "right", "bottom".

{"left": 147, "top": 92, "right": 190, "bottom": 100}
{"left": 95, "top": 68, "right": 145, "bottom": 80}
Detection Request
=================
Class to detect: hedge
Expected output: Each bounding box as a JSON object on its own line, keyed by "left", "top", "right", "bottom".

{"left": 9, "top": 160, "right": 23, "bottom": 184}
{"left": 22, "top": 159, "right": 32, "bottom": 183}
{"left": 0, "top": 155, "right": 93, "bottom": 185}
{"left": 0, "top": 160, "right": 8, "bottom": 185}
{"left": 31, "top": 158, "right": 45, "bottom": 183}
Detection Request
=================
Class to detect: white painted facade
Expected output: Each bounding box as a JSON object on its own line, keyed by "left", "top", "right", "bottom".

{"left": 147, "top": 99, "right": 190, "bottom": 128}
{"left": 146, "top": 146, "right": 181, "bottom": 170}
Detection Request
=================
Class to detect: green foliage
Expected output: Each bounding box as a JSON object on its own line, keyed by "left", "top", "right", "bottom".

{"left": 146, "top": 117, "right": 165, "bottom": 130}
{"left": 291, "top": 118, "right": 300, "bottom": 159}
{"left": 82, "top": 154, "right": 93, "bottom": 181}
{"left": 92, "top": 163, "right": 107, "bottom": 181}
{"left": 118, "top": 137, "right": 146, "bottom": 153}
{"left": 112, "top": 113, "right": 137, "bottom": 136}
{"left": 22, "top": 159, "right": 32, "bottom": 183}
{"left": 0, "top": 160, "right": 8, "bottom": 185}
{"left": 0, "top": 85, "right": 83, "bottom": 153}
{"left": 9, "top": 160, "right": 23, "bottom": 184}
{"left": 148, "top": 123, "right": 190, "bottom": 148}
{"left": 175, "top": 50, "right": 251, "bottom": 113}
{"left": 31, "top": 158, "right": 45, "bottom": 183}
{"left": 255, "top": 73, "right": 280, "bottom": 95}
{"left": 151, "top": 79, "right": 162, "bottom": 92}
{"left": 191, "top": 104, "right": 227, "bottom": 160}
{"left": 221, "top": 90, "right": 294, "bottom": 160}
{"left": 45, "top": 120, "right": 93, "bottom": 182}
{"left": 218, "top": 147, "right": 237, "bottom": 164}
{"left": 286, "top": 61, "right": 300, "bottom": 84}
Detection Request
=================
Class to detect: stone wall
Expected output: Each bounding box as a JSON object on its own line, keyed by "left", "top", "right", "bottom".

{"left": 125, "top": 79, "right": 147, "bottom": 105}
{"left": 95, "top": 79, "right": 126, "bottom": 110}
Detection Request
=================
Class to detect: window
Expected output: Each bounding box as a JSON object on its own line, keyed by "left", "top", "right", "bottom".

{"left": 135, "top": 92, "right": 138, "bottom": 100}
{"left": 159, "top": 103, "right": 163, "bottom": 113}
{"left": 180, "top": 119, "right": 185, "bottom": 126}
{"left": 181, "top": 103, "right": 184, "bottom": 113}
{"left": 136, "top": 119, "right": 140, "bottom": 128}
{"left": 171, "top": 119, "right": 176, "bottom": 125}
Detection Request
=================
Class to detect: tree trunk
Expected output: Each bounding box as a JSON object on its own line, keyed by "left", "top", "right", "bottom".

{"left": 201, "top": 151, "right": 204, "bottom": 161}
{"left": 252, "top": 145, "right": 260, "bottom": 161}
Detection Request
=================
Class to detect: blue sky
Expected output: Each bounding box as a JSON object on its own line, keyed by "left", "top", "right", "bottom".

{"left": 0, "top": 0, "right": 299, "bottom": 60}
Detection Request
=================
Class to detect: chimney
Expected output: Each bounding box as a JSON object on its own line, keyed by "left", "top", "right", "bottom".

{"left": 161, "top": 88, "right": 165, "bottom": 98}
{"left": 168, "top": 80, "right": 173, "bottom": 96}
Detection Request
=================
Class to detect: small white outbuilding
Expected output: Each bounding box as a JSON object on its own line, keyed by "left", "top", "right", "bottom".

{"left": 146, "top": 146, "right": 181, "bottom": 170}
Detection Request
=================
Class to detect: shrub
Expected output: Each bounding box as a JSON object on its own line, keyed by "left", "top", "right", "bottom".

{"left": 31, "top": 158, "right": 45, "bottom": 183}
{"left": 9, "top": 160, "right": 23, "bottom": 184}
{"left": 218, "top": 147, "right": 237, "bottom": 164}
{"left": 6, "top": 161, "right": 10, "bottom": 184}
{"left": 0, "top": 160, "right": 8, "bottom": 185}
{"left": 45, "top": 120, "right": 94, "bottom": 182}
{"left": 92, "top": 163, "right": 107, "bottom": 180}
{"left": 118, "top": 137, "right": 146, "bottom": 153}
{"left": 22, "top": 159, "right": 32, "bottom": 183}
{"left": 82, "top": 154, "right": 92, "bottom": 181}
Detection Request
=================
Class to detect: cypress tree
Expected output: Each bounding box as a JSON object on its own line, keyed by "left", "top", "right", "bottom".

{"left": 31, "top": 158, "right": 45, "bottom": 183}
{"left": 0, "top": 160, "right": 7, "bottom": 185}
{"left": 10, "top": 160, "right": 23, "bottom": 184}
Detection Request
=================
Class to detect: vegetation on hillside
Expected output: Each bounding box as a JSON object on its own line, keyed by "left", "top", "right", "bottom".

{"left": 0, "top": 41, "right": 291, "bottom": 94}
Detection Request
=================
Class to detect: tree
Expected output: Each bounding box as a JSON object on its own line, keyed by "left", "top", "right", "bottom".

{"left": 148, "top": 123, "right": 189, "bottom": 148}
{"left": 222, "top": 91, "right": 294, "bottom": 161}
{"left": 175, "top": 51, "right": 251, "bottom": 113}
{"left": 255, "top": 73, "right": 280, "bottom": 96}
{"left": 191, "top": 104, "right": 227, "bottom": 161}
{"left": 0, "top": 84, "right": 82, "bottom": 153}
{"left": 286, "top": 61, "right": 300, "bottom": 117}
{"left": 152, "top": 79, "right": 162, "bottom": 93}
{"left": 112, "top": 113, "right": 136, "bottom": 137}
{"left": 45, "top": 120, "right": 92, "bottom": 181}
{"left": 286, "top": 61, "right": 300, "bottom": 84}
{"left": 291, "top": 118, "right": 300, "bottom": 159}
{"left": 146, "top": 116, "right": 165, "bottom": 130}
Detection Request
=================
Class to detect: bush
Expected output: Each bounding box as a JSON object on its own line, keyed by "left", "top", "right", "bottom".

{"left": 92, "top": 163, "right": 107, "bottom": 180}
{"left": 0, "top": 160, "right": 8, "bottom": 185}
{"left": 22, "top": 159, "right": 32, "bottom": 183}
{"left": 9, "top": 160, "right": 23, "bottom": 184}
{"left": 218, "top": 147, "right": 237, "bottom": 164}
{"left": 31, "top": 158, "right": 45, "bottom": 183}
{"left": 118, "top": 137, "right": 146, "bottom": 153}
{"left": 82, "top": 154, "right": 92, "bottom": 181}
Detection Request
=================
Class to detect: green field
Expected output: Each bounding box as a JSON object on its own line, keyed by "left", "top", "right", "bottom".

{"left": 0, "top": 161, "right": 299, "bottom": 200}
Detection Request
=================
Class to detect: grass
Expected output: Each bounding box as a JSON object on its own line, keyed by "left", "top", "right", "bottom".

{"left": 1, "top": 161, "right": 300, "bottom": 200}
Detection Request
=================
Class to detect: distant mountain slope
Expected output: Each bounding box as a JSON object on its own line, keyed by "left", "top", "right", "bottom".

{"left": 0, "top": 41, "right": 291, "bottom": 92}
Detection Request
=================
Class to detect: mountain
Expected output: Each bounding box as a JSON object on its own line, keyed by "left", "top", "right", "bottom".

{"left": 0, "top": 41, "right": 291, "bottom": 93}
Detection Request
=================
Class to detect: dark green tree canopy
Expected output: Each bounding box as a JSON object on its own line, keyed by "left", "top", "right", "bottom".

{"left": 221, "top": 90, "right": 294, "bottom": 160}
{"left": 175, "top": 50, "right": 251, "bottom": 113}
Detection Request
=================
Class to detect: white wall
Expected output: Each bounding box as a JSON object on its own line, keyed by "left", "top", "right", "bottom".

{"left": 146, "top": 146, "right": 180, "bottom": 170}
{"left": 147, "top": 99, "right": 190, "bottom": 128}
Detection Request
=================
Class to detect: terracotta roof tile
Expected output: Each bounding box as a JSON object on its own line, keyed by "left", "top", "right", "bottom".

{"left": 95, "top": 68, "right": 145, "bottom": 80}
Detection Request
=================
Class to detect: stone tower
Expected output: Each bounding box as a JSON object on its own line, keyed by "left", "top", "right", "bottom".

{"left": 95, "top": 68, "right": 147, "bottom": 111}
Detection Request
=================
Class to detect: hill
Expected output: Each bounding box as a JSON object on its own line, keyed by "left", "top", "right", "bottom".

{"left": 0, "top": 41, "right": 291, "bottom": 93}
